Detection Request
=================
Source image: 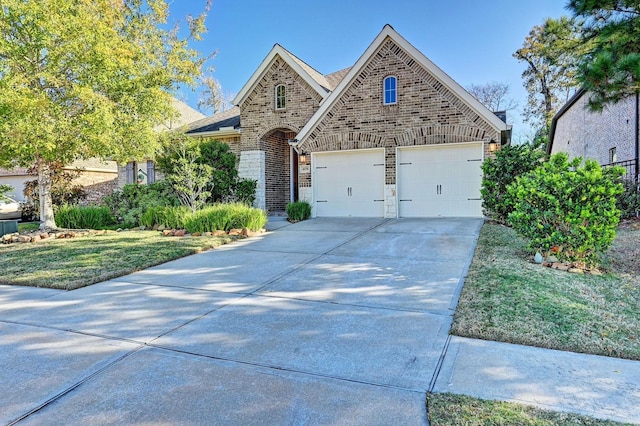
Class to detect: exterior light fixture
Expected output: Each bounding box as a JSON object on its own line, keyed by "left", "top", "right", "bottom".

{"left": 488, "top": 139, "right": 498, "bottom": 153}
{"left": 299, "top": 152, "right": 308, "bottom": 164}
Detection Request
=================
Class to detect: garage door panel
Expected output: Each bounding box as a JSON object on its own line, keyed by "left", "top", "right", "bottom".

{"left": 314, "top": 150, "right": 384, "bottom": 218}
{"left": 397, "top": 143, "right": 483, "bottom": 218}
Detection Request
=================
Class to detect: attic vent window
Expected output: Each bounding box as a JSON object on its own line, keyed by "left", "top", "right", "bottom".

{"left": 275, "top": 84, "right": 286, "bottom": 110}
{"left": 383, "top": 76, "right": 397, "bottom": 105}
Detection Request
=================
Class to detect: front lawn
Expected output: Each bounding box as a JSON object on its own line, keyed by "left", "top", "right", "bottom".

{"left": 0, "top": 231, "right": 236, "bottom": 290}
{"left": 427, "top": 393, "right": 628, "bottom": 426}
{"left": 451, "top": 222, "right": 640, "bottom": 360}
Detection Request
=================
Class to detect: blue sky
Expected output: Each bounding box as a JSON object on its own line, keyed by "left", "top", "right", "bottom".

{"left": 169, "top": 0, "right": 571, "bottom": 141}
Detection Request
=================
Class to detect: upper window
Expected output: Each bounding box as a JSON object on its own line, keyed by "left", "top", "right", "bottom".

{"left": 383, "top": 76, "right": 397, "bottom": 105}
{"left": 275, "top": 84, "right": 286, "bottom": 110}
{"left": 609, "top": 147, "right": 617, "bottom": 163}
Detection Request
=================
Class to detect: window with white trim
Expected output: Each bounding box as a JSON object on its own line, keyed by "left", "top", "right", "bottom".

{"left": 383, "top": 76, "right": 397, "bottom": 105}
{"left": 275, "top": 84, "right": 286, "bottom": 110}
{"left": 609, "top": 147, "right": 617, "bottom": 163}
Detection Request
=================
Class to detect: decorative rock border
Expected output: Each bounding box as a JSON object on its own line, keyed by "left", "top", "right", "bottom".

{"left": 1, "top": 229, "right": 104, "bottom": 245}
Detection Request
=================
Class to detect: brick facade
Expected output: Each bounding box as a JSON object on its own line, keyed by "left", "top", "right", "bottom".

{"left": 298, "top": 37, "right": 499, "bottom": 188}
{"left": 238, "top": 57, "right": 325, "bottom": 210}
{"left": 222, "top": 26, "right": 508, "bottom": 216}
{"left": 551, "top": 91, "right": 638, "bottom": 166}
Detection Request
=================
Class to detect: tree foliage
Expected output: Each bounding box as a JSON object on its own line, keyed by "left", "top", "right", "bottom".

{"left": 0, "top": 0, "right": 210, "bottom": 228}
{"left": 568, "top": 0, "right": 640, "bottom": 110}
{"left": 157, "top": 137, "right": 257, "bottom": 205}
{"left": 514, "top": 17, "right": 585, "bottom": 129}
{"left": 481, "top": 141, "right": 546, "bottom": 224}
{"left": 466, "top": 81, "right": 517, "bottom": 112}
{"left": 162, "top": 138, "right": 213, "bottom": 213}
{"left": 507, "top": 153, "right": 624, "bottom": 267}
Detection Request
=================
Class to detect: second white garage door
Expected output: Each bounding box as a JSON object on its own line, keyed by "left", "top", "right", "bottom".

{"left": 397, "top": 142, "right": 483, "bottom": 217}
{"left": 313, "top": 149, "right": 385, "bottom": 217}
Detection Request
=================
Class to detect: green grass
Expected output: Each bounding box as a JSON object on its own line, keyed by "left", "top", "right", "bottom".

{"left": 17, "top": 222, "right": 39, "bottom": 233}
{"left": 451, "top": 222, "right": 640, "bottom": 360}
{"left": 427, "top": 393, "right": 630, "bottom": 426}
{"left": 0, "top": 230, "right": 236, "bottom": 290}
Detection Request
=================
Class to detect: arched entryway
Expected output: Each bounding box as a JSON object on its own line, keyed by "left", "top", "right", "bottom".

{"left": 260, "top": 128, "right": 299, "bottom": 212}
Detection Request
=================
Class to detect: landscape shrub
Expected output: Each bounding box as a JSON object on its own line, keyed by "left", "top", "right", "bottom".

{"left": 286, "top": 201, "right": 312, "bottom": 221}
{"left": 184, "top": 203, "right": 267, "bottom": 233}
{"left": 481, "top": 141, "right": 545, "bottom": 224}
{"left": 507, "top": 153, "right": 624, "bottom": 267}
{"left": 103, "top": 181, "right": 178, "bottom": 227}
{"left": 157, "top": 137, "right": 257, "bottom": 205}
{"left": 139, "top": 206, "right": 191, "bottom": 229}
{"left": 226, "top": 178, "right": 257, "bottom": 205}
{"left": 55, "top": 205, "right": 116, "bottom": 229}
{"left": 617, "top": 178, "right": 640, "bottom": 218}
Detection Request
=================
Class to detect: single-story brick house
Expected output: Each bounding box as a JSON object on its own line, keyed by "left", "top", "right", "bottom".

{"left": 186, "top": 24, "right": 510, "bottom": 217}
{"left": 549, "top": 88, "right": 639, "bottom": 181}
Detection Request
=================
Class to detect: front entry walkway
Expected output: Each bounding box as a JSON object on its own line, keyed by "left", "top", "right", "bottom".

{"left": 0, "top": 218, "right": 482, "bottom": 424}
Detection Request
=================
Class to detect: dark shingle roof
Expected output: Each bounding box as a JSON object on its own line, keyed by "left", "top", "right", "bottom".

{"left": 185, "top": 106, "right": 241, "bottom": 134}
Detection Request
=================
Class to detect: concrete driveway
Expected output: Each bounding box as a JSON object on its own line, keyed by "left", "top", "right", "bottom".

{"left": 0, "top": 217, "right": 482, "bottom": 425}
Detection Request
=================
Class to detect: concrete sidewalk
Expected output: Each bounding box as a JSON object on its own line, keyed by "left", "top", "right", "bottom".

{"left": 0, "top": 217, "right": 638, "bottom": 425}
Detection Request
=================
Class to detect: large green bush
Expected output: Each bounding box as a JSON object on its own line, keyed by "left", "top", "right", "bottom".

{"left": 617, "top": 178, "right": 640, "bottom": 219}
{"left": 507, "top": 153, "right": 624, "bottom": 267}
{"left": 286, "top": 201, "right": 312, "bottom": 221}
{"left": 184, "top": 203, "right": 267, "bottom": 233}
{"left": 103, "top": 181, "right": 179, "bottom": 227}
{"left": 157, "top": 138, "right": 256, "bottom": 205}
{"left": 481, "top": 141, "right": 545, "bottom": 224}
{"left": 55, "top": 205, "right": 116, "bottom": 229}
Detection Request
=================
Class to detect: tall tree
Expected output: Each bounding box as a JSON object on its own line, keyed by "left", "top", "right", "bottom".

{"left": 514, "top": 17, "right": 585, "bottom": 130}
{"left": 568, "top": 0, "right": 640, "bottom": 110}
{"left": 466, "top": 81, "right": 517, "bottom": 112}
{"left": 0, "top": 0, "right": 211, "bottom": 229}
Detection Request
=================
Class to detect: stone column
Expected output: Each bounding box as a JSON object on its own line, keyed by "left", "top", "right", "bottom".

{"left": 238, "top": 150, "right": 266, "bottom": 210}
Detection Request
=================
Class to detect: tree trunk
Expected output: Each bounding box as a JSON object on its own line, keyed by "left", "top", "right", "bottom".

{"left": 37, "top": 158, "right": 56, "bottom": 230}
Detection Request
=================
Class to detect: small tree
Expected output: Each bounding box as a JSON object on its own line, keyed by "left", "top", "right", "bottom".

{"left": 481, "top": 141, "right": 545, "bottom": 224}
{"left": 507, "top": 153, "right": 624, "bottom": 267}
{"left": 162, "top": 138, "right": 212, "bottom": 212}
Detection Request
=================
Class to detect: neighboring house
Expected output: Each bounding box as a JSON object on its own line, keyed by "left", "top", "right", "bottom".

{"left": 186, "top": 24, "right": 510, "bottom": 217}
{"left": 117, "top": 98, "right": 206, "bottom": 187}
{"left": 0, "top": 159, "right": 118, "bottom": 203}
{"left": 549, "top": 88, "right": 640, "bottom": 181}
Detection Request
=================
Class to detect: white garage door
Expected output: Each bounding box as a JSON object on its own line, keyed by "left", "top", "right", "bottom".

{"left": 313, "top": 149, "right": 385, "bottom": 217}
{"left": 397, "top": 142, "right": 483, "bottom": 217}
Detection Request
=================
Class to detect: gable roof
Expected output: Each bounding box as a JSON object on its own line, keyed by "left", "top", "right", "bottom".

{"left": 547, "top": 87, "right": 586, "bottom": 155}
{"left": 232, "top": 44, "right": 331, "bottom": 107}
{"left": 293, "top": 24, "right": 508, "bottom": 147}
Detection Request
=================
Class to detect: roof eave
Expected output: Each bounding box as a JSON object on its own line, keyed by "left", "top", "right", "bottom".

{"left": 186, "top": 129, "right": 241, "bottom": 139}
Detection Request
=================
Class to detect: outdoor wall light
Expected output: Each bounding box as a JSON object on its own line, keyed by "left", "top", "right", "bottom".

{"left": 488, "top": 139, "right": 498, "bottom": 152}
{"left": 299, "top": 151, "right": 309, "bottom": 164}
